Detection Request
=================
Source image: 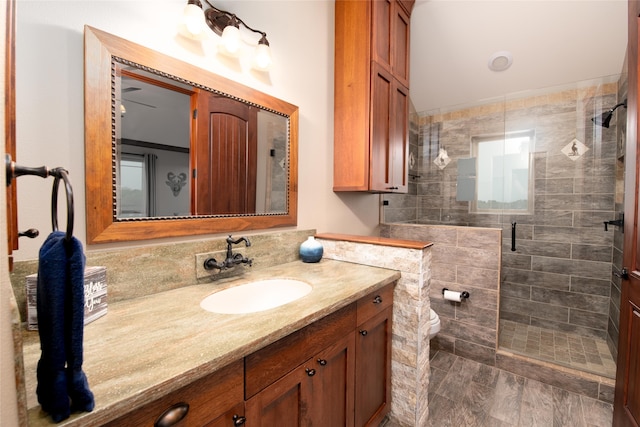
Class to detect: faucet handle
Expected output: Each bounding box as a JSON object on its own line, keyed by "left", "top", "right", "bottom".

{"left": 204, "top": 257, "right": 225, "bottom": 271}
{"left": 232, "top": 253, "right": 253, "bottom": 266}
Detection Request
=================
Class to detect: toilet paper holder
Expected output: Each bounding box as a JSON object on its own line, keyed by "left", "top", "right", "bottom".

{"left": 442, "top": 288, "right": 470, "bottom": 300}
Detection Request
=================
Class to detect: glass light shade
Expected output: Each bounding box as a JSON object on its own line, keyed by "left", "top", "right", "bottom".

{"left": 183, "top": 3, "right": 205, "bottom": 36}
{"left": 253, "top": 43, "right": 272, "bottom": 71}
{"left": 220, "top": 25, "right": 241, "bottom": 56}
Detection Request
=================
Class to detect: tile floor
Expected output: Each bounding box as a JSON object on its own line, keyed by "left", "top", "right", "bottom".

{"left": 498, "top": 320, "right": 616, "bottom": 379}
{"left": 424, "top": 351, "right": 613, "bottom": 427}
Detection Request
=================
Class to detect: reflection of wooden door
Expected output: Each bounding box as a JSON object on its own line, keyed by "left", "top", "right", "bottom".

{"left": 193, "top": 90, "right": 257, "bottom": 215}
{"left": 614, "top": 6, "right": 640, "bottom": 426}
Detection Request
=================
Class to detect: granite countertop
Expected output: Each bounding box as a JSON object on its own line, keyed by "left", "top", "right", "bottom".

{"left": 22, "top": 259, "right": 400, "bottom": 426}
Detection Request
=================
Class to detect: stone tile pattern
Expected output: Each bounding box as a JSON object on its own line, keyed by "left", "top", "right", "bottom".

{"left": 404, "top": 351, "right": 614, "bottom": 427}
{"left": 495, "top": 349, "right": 615, "bottom": 405}
{"left": 381, "top": 224, "right": 616, "bottom": 405}
{"left": 499, "top": 319, "right": 616, "bottom": 379}
{"left": 317, "top": 238, "right": 431, "bottom": 427}
{"left": 381, "top": 223, "right": 501, "bottom": 368}
{"left": 10, "top": 229, "right": 315, "bottom": 322}
{"left": 385, "top": 83, "right": 623, "bottom": 352}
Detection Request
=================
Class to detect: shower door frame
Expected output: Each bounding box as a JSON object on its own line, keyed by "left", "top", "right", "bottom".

{"left": 613, "top": 3, "right": 640, "bottom": 426}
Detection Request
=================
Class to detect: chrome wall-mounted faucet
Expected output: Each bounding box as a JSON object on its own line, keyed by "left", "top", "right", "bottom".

{"left": 204, "top": 235, "right": 253, "bottom": 271}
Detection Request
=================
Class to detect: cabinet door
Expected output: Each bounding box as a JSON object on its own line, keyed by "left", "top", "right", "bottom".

{"left": 355, "top": 307, "right": 393, "bottom": 427}
{"left": 372, "top": 0, "right": 392, "bottom": 70}
{"left": 390, "top": 79, "right": 409, "bottom": 193}
{"left": 370, "top": 63, "right": 408, "bottom": 193}
{"left": 308, "top": 332, "right": 356, "bottom": 427}
{"left": 391, "top": 2, "right": 410, "bottom": 87}
{"left": 246, "top": 332, "right": 357, "bottom": 427}
{"left": 203, "top": 403, "right": 246, "bottom": 427}
{"left": 245, "top": 364, "right": 312, "bottom": 427}
{"left": 372, "top": 0, "right": 410, "bottom": 88}
{"left": 370, "top": 64, "right": 393, "bottom": 192}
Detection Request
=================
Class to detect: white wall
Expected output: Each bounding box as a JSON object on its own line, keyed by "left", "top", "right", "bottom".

{"left": 13, "top": 0, "right": 380, "bottom": 261}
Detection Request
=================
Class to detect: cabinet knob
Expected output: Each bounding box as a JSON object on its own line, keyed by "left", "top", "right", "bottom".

{"left": 154, "top": 402, "right": 189, "bottom": 427}
{"left": 386, "top": 186, "right": 399, "bottom": 190}
{"left": 306, "top": 368, "right": 316, "bottom": 376}
{"left": 360, "top": 330, "right": 368, "bottom": 336}
{"left": 373, "top": 295, "right": 383, "bottom": 304}
{"left": 317, "top": 358, "right": 327, "bottom": 366}
{"left": 233, "top": 414, "right": 247, "bottom": 426}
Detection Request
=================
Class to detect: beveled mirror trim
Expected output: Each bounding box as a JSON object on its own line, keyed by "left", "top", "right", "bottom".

{"left": 84, "top": 26, "right": 298, "bottom": 244}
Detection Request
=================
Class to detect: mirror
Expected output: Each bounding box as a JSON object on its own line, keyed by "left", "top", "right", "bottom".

{"left": 84, "top": 26, "right": 298, "bottom": 244}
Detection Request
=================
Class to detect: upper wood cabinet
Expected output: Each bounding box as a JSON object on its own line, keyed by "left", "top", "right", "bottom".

{"left": 372, "top": 0, "right": 411, "bottom": 88}
{"left": 334, "top": 0, "right": 413, "bottom": 193}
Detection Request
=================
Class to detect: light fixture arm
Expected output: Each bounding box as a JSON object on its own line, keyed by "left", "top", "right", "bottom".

{"left": 202, "top": 0, "right": 268, "bottom": 41}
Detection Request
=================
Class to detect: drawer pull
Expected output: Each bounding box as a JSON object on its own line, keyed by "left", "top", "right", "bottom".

{"left": 233, "top": 414, "right": 247, "bottom": 426}
{"left": 306, "top": 368, "right": 316, "bottom": 376}
{"left": 373, "top": 295, "right": 383, "bottom": 304}
{"left": 360, "top": 330, "right": 368, "bottom": 336}
{"left": 317, "top": 358, "right": 327, "bottom": 366}
{"left": 155, "top": 402, "right": 189, "bottom": 427}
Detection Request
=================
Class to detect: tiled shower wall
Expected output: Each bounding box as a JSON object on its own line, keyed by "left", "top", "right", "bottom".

{"left": 385, "top": 81, "right": 624, "bottom": 358}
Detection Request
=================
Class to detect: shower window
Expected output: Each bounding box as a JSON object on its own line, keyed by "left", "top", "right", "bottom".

{"left": 470, "top": 130, "right": 535, "bottom": 214}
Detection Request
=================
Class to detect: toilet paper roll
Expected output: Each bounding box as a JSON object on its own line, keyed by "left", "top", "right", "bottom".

{"left": 443, "top": 290, "right": 462, "bottom": 302}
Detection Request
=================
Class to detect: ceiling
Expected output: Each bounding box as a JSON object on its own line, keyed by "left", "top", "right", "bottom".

{"left": 409, "top": 0, "right": 628, "bottom": 114}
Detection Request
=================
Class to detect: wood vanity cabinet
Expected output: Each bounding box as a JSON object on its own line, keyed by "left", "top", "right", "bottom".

{"left": 106, "top": 284, "right": 394, "bottom": 427}
{"left": 103, "top": 360, "right": 244, "bottom": 427}
{"left": 244, "top": 304, "right": 356, "bottom": 426}
{"left": 245, "top": 332, "right": 356, "bottom": 426}
{"left": 334, "top": 0, "right": 413, "bottom": 193}
{"left": 245, "top": 284, "right": 394, "bottom": 427}
{"left": 355, "top": 290, "right": 394, "bottom": 426}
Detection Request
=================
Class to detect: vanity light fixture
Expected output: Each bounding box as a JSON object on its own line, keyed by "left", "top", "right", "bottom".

{"left": 182, "top": 0, "right": 273, "bottom": 70}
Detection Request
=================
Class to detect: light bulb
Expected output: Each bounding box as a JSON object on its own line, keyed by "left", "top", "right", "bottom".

{"left": 220, "top": 25, "right": 241, "bottom": 56}
{"left": 253, "top": 43, "right": 272, "bottom": 71}
{"left": 183, "top": 2, "right": 205, "bottom": 37}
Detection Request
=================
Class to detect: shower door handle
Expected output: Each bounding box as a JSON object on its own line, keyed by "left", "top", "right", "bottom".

{"left": 604, "top": 214, "right": 624, "bottom": 232}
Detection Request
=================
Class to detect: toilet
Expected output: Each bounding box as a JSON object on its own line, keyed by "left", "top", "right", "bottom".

{"left": 429, "top": 309, "right": 441, "bottom": 339}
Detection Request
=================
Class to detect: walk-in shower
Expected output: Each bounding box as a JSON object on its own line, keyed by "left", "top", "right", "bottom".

{"left": 383, "top": 75, "right": 626, "bottom": 380}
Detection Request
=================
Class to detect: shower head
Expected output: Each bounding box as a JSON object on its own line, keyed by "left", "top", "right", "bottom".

{"left": 592, "top": 99, "right": 627, "bottom": 128}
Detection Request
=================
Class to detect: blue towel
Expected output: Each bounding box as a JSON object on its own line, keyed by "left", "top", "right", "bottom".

{"left": 36, "top": 231, "right": 94, "bottom": 422}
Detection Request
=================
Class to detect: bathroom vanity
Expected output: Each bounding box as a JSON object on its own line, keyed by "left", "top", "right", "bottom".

{"left": 21, "top": 259, "right": 399, "bottom": 426}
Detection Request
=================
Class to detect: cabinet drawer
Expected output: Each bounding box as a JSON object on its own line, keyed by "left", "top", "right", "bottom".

{"left": 105, "top": 360, "right": 244, "bottom": 427}
{"left": 245, "top": 303, "right": 356, "bottom": 399}
{"left": 356, "top": 283, "right": 394, "bottom": 325}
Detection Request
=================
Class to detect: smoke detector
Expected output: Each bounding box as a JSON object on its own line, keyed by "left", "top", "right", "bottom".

{"left": 488, "top": 51, "right": 513, "bottom": 72}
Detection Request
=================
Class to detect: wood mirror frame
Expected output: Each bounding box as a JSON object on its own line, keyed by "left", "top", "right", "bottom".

{"left": 84, "top": 26, "right": 298, "bottom": 244}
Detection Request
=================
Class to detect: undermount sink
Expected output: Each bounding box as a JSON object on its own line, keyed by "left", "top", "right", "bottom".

{"left": 200, "top": 279, "right": 313, "bottom": 314}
